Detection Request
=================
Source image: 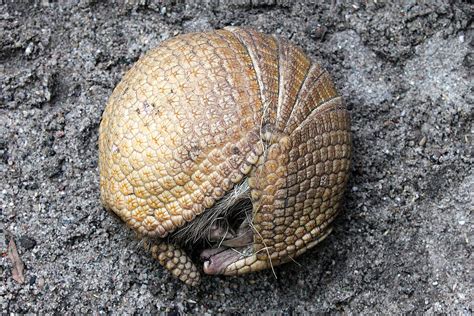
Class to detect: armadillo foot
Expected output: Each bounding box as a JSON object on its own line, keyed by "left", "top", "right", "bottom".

{"left": 144, "top": 240, "right": 200, "bottom": 286}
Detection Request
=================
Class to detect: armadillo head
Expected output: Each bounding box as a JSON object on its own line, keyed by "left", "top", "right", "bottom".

{"left": 169, "top": 179, "right": 258, "bottom": 275}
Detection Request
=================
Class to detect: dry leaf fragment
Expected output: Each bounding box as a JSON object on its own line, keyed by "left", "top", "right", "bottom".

{"left": 7, "top": 238, "right": 25, "bottom": 284}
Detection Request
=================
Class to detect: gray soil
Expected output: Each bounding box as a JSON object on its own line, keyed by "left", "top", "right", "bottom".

{"left": 1, "top": 0, "right": 472, "bottom": 314}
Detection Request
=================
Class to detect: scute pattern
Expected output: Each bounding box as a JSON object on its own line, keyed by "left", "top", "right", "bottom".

{"left": 225, "top": 27, "right": 280, "bottom": 127}
{"left": 275, "top": 38, "right": 312, "bottom": 132}
{"left": 145, "top": 241, "right": 200, "bottom": 286}
{"left": 252, "top": 100, "right": 350, "bottom": 262}
{"left": 99, "top": 30, "right": 265, "bottom": 237}
{"left": 99, "top": 27, "right": 351, "bottom": 284}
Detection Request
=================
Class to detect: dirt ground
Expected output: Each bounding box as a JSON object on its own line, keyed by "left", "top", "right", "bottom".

{"left": 1, "top": 0, "right": 472, "bottom": 314}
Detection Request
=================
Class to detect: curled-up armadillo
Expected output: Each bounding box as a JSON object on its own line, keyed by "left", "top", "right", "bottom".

{"left": 98, "top": 27, "right": 351, "bottom": 286}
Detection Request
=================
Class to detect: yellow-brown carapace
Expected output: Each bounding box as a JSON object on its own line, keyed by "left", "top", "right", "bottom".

{"left": 99, "top": 27, "right": 351, "bottom": 286}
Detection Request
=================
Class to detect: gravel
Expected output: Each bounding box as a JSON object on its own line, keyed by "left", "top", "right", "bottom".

{"left": 1, "top": 1, "right": 472, "bottom": 313}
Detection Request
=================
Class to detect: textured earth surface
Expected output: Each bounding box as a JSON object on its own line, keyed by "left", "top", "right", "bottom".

{"left": 1, "top": 1, "right": 472, "bottom": 314}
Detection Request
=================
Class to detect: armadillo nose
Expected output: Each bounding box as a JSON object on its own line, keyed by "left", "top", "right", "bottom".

{"left": 201, "top": 247, "right": 243, "bottom": 275}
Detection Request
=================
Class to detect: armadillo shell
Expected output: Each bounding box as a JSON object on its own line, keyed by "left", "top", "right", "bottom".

{"left": 99, "top": 27, "right": 351, "bottom": 266}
